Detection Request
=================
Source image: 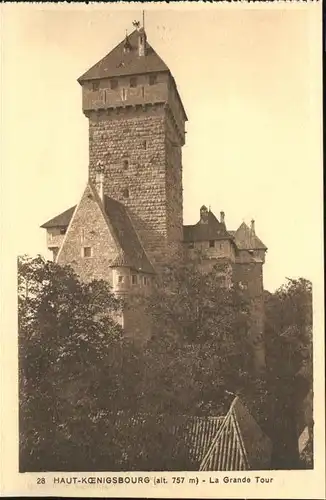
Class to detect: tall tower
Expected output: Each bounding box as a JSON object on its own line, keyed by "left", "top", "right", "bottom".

{"left": 78, "top": 26, "right": 187, "bottom": 269}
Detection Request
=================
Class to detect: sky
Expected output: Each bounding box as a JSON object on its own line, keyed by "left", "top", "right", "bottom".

{"left": 1, "top": 2, "right": 323, "bottom": 292}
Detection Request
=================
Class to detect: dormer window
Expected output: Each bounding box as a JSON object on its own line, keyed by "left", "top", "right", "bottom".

{"left": 110, "top": 79, "right": 118, "bottom": 90}
{"left": 149, "top": 74, "right": 157, "bottom": 86}
{"left": 130, "top": 77, "right": 137, "bottom": 88}
{"left": 92, "top": 81, "right": 100, "bottom": 91}
{"left": 209, "top": 240, "right": 215, "bottom": 248}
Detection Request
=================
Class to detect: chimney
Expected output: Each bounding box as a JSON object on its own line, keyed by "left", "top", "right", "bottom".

{"left": 251, "top": 219, "right": 255, "bottom": 234}
{"left": 95, "top": 162, "right": 104, "bottom": 202}
{"left": 200, "top": 205, "right": 208, "bottom": 224}
{"left": 220, "top": 211, "right": 225, "bottom": 224}
{"left": 138, "top": 28, "right": 147, "bottom": 57}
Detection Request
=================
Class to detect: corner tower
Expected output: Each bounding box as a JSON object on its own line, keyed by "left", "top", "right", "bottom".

{"left": 78, "top": 26, "right": 187, "bottom": 269}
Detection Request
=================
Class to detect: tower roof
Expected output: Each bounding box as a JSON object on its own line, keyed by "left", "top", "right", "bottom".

{"left": 183, "top": 209, "right": 232, "bottom": 243}
{"left": 232, "top": 222, "right": 267, "bottom": 251}
{"left": 78, "top": 29, "right": 169, "bottom": 82}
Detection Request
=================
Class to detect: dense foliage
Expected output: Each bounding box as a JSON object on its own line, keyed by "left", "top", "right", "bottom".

{"left": 19, "top": 256, "right": 313, "bottom": 471}
{"left": 19, "top": 256, "right": 252, "bottom": 471}
{"left": 264, "top": 278, "right": 313, "bottom": 469}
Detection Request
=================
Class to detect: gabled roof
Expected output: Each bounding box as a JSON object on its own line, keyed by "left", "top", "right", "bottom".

{"left": 78, "top": 29, "right": 169, "bottom": 82}
{"left": 41, "top": 190, "right": 154, "bottom": 274}
{"left": 199, "top": 397, "right": 272, "bottom": 471}
{"left": 232, "top": 222, "right": 267, "bottom": 251}
{"left": 183, "top": 210, "right": 232, "bottom": 243}
{"left": 41, "top": 206, "right": 76, "bottom": 228}
{"left": 103, "top": 195, "right": 154, "bottom": 274}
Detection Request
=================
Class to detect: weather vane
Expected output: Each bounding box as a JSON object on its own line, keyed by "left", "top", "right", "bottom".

{"left": 132, "top": 11, "right": 145, "bottom": 30}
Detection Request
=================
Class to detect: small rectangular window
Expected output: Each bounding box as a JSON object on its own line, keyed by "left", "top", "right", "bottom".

{"left": 83, "top": 247, "right": 92, "bottom": 258}
{"left": 123, "top": 159, "right": 129, "bottom": 170}
{"left": 92, "top": 81, "right": 100, "bottom": 91}
{"left": 188, "top": 242, "right": 194, "bottom": 249}
{"left": 209, "top": 240, "right": 215, "bottom": 248}
{"left": 130, "top": 77, "right": 137, "bottom": 88}
{"left": 123, "top": 187, "right": 129, "bottom": 198}
{"left": 141, "top": 86, "right": 145, "bottom": 98}
{"left": 60, "top": 228, "right": 67, "bottom": 235}
{"left": 131, "top": 275, "right": 137, "bottom": 285}
{"left": 149, "top": 74, "right": 157, "bottom": 86}
{"left": 118, "top": 275, "right": 124, "bottom": 283}
{"left": 110, "top": 79, "right": 118, "bottom": 90}
{"left": 143, "top": 276, "right": 149, "bottom": 286}
{"left": 142, "top": 140, "right": 147, "bottom": 150}
{"left": 121, "top": 88, "right": 127, "bottom": 101}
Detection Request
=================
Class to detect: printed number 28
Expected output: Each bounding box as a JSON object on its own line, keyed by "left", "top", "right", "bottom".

{"left": 37, "top": 478, "right": 45, "bottom": 484}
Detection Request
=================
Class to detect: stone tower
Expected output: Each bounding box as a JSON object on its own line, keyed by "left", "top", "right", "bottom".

{"left": 78, "top": 27, "right": 187, "bottom": 269}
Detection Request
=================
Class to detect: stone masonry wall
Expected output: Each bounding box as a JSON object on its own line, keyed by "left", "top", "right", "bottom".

{"left": 233, "top": 259, "right": 265, "bottom": 372}
{"left": 87, "top": 105, "right": 184, "bottom": 269}
{"left": 82, "top": 72, "right": 168, "bottom": 113}
{"left": 57, "top": 184, "right": 118, "bottom": 284}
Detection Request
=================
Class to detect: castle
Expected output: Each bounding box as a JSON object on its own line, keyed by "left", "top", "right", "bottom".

{"left": 41, "top": 25, "right": 267, "bottom": 371}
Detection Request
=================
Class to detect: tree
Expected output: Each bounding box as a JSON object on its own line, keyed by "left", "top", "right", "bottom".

{"left": 19, "top": 254, "right": 261, "bottom": 471}
{"left": 18, "top": 255, "right": 125, "bottom": 471}
{"left": 264, "top": 278, "right": 313, "bottom": 469}
{"left": 141, "top": 258, "right": 253, "bottom": 414}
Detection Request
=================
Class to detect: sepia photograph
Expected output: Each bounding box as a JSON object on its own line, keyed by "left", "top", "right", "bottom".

{"left": 0, "top": 1, "right": 324, "bottom": 497}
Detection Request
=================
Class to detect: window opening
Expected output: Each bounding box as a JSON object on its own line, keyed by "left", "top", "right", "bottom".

{"left": 130, "top": 77, "right": 137, "bottom": 88}
{"left": 110, "top": 79, "right": 118, "bottom": 90}
{"left": 149, "top": 74, "right": 157, "bottom": 86}
{"left": 83, "top": 247, "right": 92, "bottom": 258}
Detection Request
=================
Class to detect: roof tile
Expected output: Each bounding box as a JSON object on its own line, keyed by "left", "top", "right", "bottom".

{"left": 41, "top": 192, "right": 154, "bottom": 274}
{"left": 78, "top": 30, "right": 169, "bottom": 82}
{"left": 183, "top": 210, "right": 232, "bottom": 243}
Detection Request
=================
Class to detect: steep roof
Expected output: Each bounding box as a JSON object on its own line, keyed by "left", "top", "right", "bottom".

{"left": 103, "top": 196, "right": 154, "bottom": 274}
{"left": 41, "top": 206, "right": 76, "bottom": 228}
{"left": 233, "top": 222, "right": 267, "bottom": 251}
{"left": 183, "top": 209, "right": 232, "bottom": 243}
{"left": 199, "top": 397, "right": 272, "bottom": 471}
{"left": 78, "top": 29, "right": 169, "bottom": 82}
{"left": 41, "top": 192, "right": 154, "bottom": 274}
